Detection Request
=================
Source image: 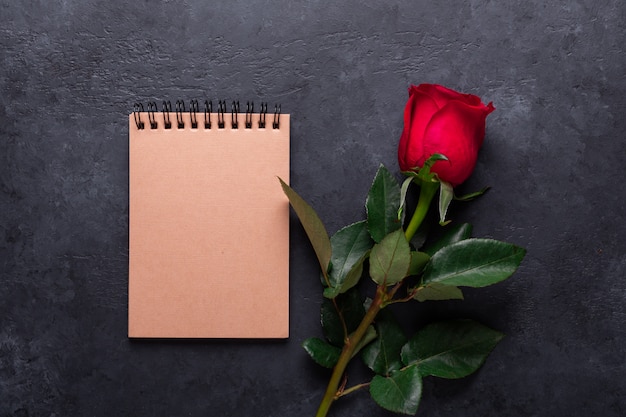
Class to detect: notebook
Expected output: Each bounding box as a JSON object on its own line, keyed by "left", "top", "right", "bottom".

{"left": 128, "top": 100, "right": 290, "bottom": 338}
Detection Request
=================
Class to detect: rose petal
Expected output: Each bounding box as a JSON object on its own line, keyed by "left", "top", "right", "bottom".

{"left": 419, "top": 100, "right": 492, "bottom": 185}
{"left": 398, "top": 88, "right": 440, "bottom": 171}
{"left": 417, "top": 84, "right": 483, "bottom": 108}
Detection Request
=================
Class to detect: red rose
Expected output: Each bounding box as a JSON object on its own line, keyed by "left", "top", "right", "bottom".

{"left": 398, "top": 84, "right": 495, "bottom": 186}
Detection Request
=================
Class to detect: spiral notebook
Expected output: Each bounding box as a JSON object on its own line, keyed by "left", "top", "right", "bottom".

{"left": 128, "top": 100, "right": 290, "bottom": 338}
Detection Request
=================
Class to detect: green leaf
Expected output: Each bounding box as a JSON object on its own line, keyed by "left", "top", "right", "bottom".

{"left": 279, "top": 178, "right": 332, "bottom": 281}
{"left": 366, "top": 165, "right": 402, "bottom": 242}
{"left": 352, "top": 325, "right": 377, "bottom": 359}
{"left": 438, "top": 180, "right": 454, "bottom": 225}
{"left": 413, "top": 283, "right": 464, "bottom": 302}
{"left": 324, "top": 256, "right": 366, "bottom": 299}
{"left": 421, "top": 223, "right": 473, "bottom": 256}
{"left": 408, "top": 222, "right": 429, "bottom": 252}
{"left": 369, "top": 229, "right": 411, "bottom": 286}
{"left": 342, "top": 257, "right": 365, "bottom": 291}
{"left": 302, "top": 337, "right": 341, "bottom": 368}
{"left": 321, "top": 288, "right": 366, "bottom": 347}
{"left": 397, "top": 176, "right": 413, "bottom": 222}
{"left": 423, "top": 238, "right": 526, "bottom": 288}
{"left": 454, "top": 186, "right": 490, "bottom": 201}
{"left": 361, "top": 309, "right": 407, "bottom": 375}
{"left": 401, "top": 319, "right": 504, "bottom": 379}
{"left": 370, "top": 365, "right": 422, "bottom": 414}
{"left": 407, "top": 251, "right": 430, "bottom": 276}
{"left": 324, "top": 221, "right": 373, "bottom": 298}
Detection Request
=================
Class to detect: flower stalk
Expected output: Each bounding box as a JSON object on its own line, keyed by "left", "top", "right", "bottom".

{"left": 315, "top": 286, "right": 387, "bottom": 417}
{"left": 315, "top": 182, "right": 436, "bottom": 417}
{"left": 404, "top": 180, "right": 439, "bottom": 242}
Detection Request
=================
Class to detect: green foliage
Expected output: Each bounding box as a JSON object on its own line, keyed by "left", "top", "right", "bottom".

{"left": 352, "top": 325, "right": 378, "bottom": 359}
{"left": 306, "top": 291, "right": 374, "bottom": 368}
{"left": 366, "top": 318, "right": 504, "bottom": 414}
{"left": 438, "top": 180, "right": 454, "bottom": 225}
{"left": 324, "top": 221, "right": 373, "bottom": 298}
{"left": 423, "top": 238, "right": 526, "bottom": 288}
{"left": 407, "top": 251, "right": 430, "bottom": 276}
{"left": 397, "top": 176, "right": 414, "bottom": 223}
{"left": 321, "top": 289, "right": 366, "bottom": 347}
{"left": 302, "top": 338, "right": 341, "bottom": 368}
{"left": 421, "top": 222, "right": 472, "bottom": 256}
{"left": 454, "top": 186, "right": 490, "bottom": 201}
{"left": 369, "top": 365, "right": 422, "bottom": 415}
{"left": 279, "top": 178, "right": 332, "bottom": 282}
{"left": 282, "top": 166, "right": 526, "bottom": 417}
{"left": 361, "top": 309, "right": 407, "bottom": 375}
{"left": 369, "top": 229, "right": 411, "bottom": 286}
{"left": 401, "top": 319, "right": 504, "bottom": 379}
{"left": 366, "top": 165, "right": 402, "bottom": 242}
{"left": 413, "top": 283, "right": 464, "bottom": 302}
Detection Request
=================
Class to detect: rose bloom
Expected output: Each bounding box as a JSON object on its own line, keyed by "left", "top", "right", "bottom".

{"left": 398, "top": 84, "right": 495, "bottom": 186}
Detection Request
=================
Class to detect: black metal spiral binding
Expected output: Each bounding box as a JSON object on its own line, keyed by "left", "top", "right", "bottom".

{"left": 231, "top": 101, "right": 240, "bottom": 129}
{"left": 147, "top": 102, "right": 158, "bottom": 129}
{"left": 189, "top": 99, "right": 199, "bottom": 129}
{"left": 175, "top": 100, "right": 185, "bottom": 129}
{"left": 273, "top": 104, "right": 281, "bottom": 129}
{"left": 217, "top": 100, "right": 226, "bottom": 128}
{"left": 259, "top": 102, "right": 267, "bottom": 128}
{"left": 204, "top": 100, "right": 212, "bottom": 129}
{"left": 133, "top": 100, "right": 282, "bottom": 130}
{"left": 133, "top": 103, "right": 145, "bottom": 129}
{"left": 245, "top": 101, "right": 254, "bottom": 129}
{"left": 162, "top": 101, "right": 172, "bottom": 129}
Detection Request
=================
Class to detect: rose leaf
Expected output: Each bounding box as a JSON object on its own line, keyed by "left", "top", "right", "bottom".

{"left": 369, "top": 229, "right": 411, "bottom": 286}
{"left": 366, "top": 165, "right": 402, "bottom": 243}
{"left": 423, "top": 238, "right": 526, "bottom": 288}
{"left": 279, "top": 178, "right": 332, "bottom": 281}
{"left": 369, "top": 365, "right": 423, "bottom": 414}
{"left": 401, "top": 319, "right": 504, "bottom": 379}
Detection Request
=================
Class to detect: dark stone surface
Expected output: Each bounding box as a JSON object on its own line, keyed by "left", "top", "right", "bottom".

{"left": 1, "top": 1, "right": 625, "bottom": 416}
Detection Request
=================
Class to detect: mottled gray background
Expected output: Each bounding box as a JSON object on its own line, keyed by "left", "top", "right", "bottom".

{"left": 1, "top": 0, "right": 625, "bottom": 416}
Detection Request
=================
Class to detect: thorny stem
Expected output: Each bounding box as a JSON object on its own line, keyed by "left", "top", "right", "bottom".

{"left": 315, "top": 286, "right": 387, "bottom": 417}
{"left": 315, "top": 181, "right": 437, "bottom": 417}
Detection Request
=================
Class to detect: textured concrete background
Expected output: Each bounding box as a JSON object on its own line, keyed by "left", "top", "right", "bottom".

{"left": 1, "top": 0, "right": 625, "bottom": 416}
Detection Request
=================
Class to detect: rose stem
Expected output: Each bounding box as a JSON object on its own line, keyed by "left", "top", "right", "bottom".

{"left": 404, "top": 180, "right": 438, "bottom": 241}
{"left": 315, "top": 180, "right": 437, "bottom": 417}
{"left": 315, "top": 286, "right": 386, "bottom": 417}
